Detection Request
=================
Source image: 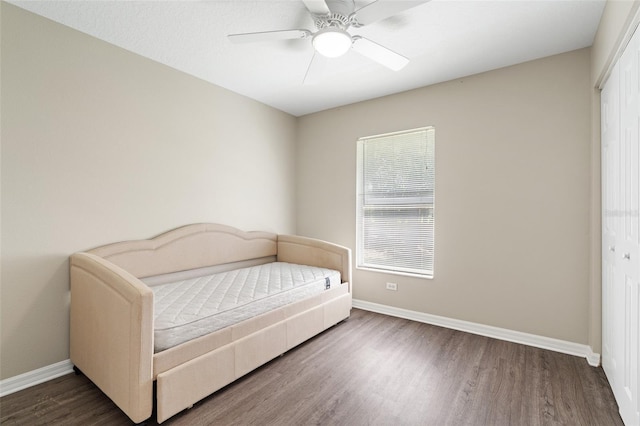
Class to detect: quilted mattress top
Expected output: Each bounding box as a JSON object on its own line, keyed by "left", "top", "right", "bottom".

{"left": 150, "top": 261, "right": 341, "bottom": 352}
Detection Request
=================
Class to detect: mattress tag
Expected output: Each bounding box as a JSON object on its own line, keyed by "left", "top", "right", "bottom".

{"left": 325, "top": 277, "right": 330, "bottom": 290}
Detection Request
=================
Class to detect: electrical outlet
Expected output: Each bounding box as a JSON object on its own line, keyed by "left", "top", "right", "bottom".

{"left": 386, "top": 282, "right": 398, "bottom": 291}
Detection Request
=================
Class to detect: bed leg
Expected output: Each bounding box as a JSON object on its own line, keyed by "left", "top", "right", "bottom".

{"left": 72, "top": 365, "right": 83, "bottom": 376}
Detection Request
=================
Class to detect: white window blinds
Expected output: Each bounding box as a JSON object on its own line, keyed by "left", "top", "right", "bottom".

{"left": 356, "top": 127, "right": 435, "bottom": 277}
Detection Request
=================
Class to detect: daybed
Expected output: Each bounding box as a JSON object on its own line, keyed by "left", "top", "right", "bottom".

{"left": 69, "top": 223, "right": 352, "bottom": 424}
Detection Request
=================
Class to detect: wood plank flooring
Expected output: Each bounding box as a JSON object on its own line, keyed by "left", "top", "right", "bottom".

{"left": 1, "top": 309, "right": 624, "bottom": 425}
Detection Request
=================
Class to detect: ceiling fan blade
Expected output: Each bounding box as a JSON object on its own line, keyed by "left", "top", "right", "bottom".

{"left": 352, "top": 36, "right": 409, "bottom": 71}
{"left": 303, "top": 52, "right": 328, "bottom": 85}
{"left": 228, "top": 29, "right": 311, "bottom": 44}
{"left": 302, "top": 0, "right": 331, "bottom": 15}
{"left": 352, "top": 0, "right": 430, "bottom": 26}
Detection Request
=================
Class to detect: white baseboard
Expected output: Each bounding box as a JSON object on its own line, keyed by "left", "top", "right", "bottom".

{"left": 0, "top": 359, "right": 74, "bottom": 398}
{"left": 352, "top": 299, "right": 601, "bottom": 367}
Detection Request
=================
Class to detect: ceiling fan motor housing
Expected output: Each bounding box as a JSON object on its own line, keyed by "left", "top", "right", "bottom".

{"left": 313, "top": 0, "right": 361, "bottom": 30}
{"left": 314, "top": 13, "right": 351, "bottom": 31}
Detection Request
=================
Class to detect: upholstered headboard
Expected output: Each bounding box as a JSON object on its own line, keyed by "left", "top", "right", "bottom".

{"left": 89, "top": 223, "right": 278, "bottom": 278}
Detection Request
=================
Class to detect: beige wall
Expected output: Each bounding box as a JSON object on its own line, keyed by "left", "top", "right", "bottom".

{"left": 297, "top": 49, "right": 593, "bottom": 344}
{"left": 0, "top": 3, "right": 297, "bottom": 379}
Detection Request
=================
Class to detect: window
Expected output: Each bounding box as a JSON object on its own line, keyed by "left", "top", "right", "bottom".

{"left": 356, "top": 127, "right": 435, "bottom": 278}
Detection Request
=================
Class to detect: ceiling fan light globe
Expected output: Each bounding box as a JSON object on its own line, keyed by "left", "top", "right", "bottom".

{"left": 312, "top": 28, "right": 352, "bottom": 58}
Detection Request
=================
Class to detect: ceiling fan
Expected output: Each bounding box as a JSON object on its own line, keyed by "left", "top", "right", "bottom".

{"left": 228, "top": 0, "right": 430, "bottom": 82}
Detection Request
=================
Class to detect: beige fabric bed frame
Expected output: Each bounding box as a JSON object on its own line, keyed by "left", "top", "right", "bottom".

{"left": 69, "top": 223, "right": 352, "bottom": 424}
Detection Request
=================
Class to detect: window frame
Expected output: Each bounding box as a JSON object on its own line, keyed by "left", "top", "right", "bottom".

{"left": 355, "top": 126, "right": 435, "bottom": 279}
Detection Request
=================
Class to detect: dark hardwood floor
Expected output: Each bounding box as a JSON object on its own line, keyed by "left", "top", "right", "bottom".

{"left": 1, "top": 309, "right": 623, "bottom": 425}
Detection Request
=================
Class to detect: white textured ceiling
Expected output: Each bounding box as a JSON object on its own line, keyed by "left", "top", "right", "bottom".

{"left": 10, "top": 0, "right": 606, "bottom": 116}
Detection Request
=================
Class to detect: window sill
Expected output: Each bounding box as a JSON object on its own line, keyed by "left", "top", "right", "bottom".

{"left": 356, "top": 266, "right": 434, "bottom": 280}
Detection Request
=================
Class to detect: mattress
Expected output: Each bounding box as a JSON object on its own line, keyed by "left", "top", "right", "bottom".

{"left": 149, "top": 262, "right": 341, "bottom": 352}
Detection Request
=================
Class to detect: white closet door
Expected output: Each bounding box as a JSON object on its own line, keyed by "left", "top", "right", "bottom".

{"left": 602, "top": 59, "right": 622, "bottom": 389}
{"left": 602, "top": 24, "right": 640, "bottom": 426}
{"left": 619, "top": 24, "right": 640, "bottom": 425}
